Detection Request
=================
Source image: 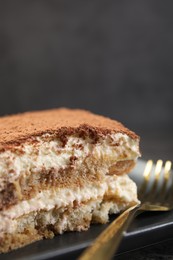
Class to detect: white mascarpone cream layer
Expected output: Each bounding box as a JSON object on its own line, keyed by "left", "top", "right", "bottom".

{"left": 0, "top": 174, "right": 139, "bottom": 234}
{"left": 0, "top": 133, "right": 140, "bottom": 190}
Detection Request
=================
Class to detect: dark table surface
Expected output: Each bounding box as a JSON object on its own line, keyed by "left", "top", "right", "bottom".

{"left": 51, "top": 238, "right": 173, "bottom": 260}
{"left": 116, "top": 238, "right": 173, "bottom": 260}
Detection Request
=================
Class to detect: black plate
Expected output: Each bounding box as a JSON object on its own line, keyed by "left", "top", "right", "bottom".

{"left": 1, "top": 160, "right": 173, "bottom": 260}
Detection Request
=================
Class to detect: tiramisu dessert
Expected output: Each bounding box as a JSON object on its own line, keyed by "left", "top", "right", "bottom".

{"left": 0, "top": 108, "right": 140, "bottom": 252}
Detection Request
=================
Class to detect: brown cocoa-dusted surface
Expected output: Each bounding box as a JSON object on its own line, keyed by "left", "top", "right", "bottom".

{"left": 0, "top": 108, "right": 139, "bottom": 146}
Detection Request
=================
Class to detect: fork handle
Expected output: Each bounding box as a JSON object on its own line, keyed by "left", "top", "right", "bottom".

{"left": 79, "top": 204, "right": 139, "bottom": 260}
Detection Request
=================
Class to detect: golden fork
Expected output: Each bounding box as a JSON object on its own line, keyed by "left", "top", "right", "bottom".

{"left": 79, "top": 160, "right": 172, "bottom": 260}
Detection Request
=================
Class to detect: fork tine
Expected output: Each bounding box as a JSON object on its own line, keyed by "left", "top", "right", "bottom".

{"left": 158, "top": 161, "right": 172, "bottom": 203}
{"left": 139, "top": 160, "right": 153, "bottom": 201}
{"left": 164, "top": 161, "right": 172, "bottom": 179}
{"left": 145, "top": 160, "right": 163, "bottom": 203}
{"left": 162, "top": 161, "right": 173, "bottom": 209}
{"left": 152, "top": 159, "right": 163, "bottom": 193}
{"left": 143, "top": 160, "right": 153, "bottom": 180}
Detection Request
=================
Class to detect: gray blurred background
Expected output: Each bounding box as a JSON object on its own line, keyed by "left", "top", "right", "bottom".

{"left": 0, "top": 0, "right": 173, "bottom": 161}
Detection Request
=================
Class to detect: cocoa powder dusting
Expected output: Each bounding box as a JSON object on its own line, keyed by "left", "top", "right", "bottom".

{"left": 0, "top": 108, "right": 139, "bottom": 149}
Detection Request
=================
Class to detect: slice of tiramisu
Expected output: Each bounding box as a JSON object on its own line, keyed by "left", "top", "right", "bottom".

{"left": 0, "top": 108, "right": 140, "bottom": 252}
